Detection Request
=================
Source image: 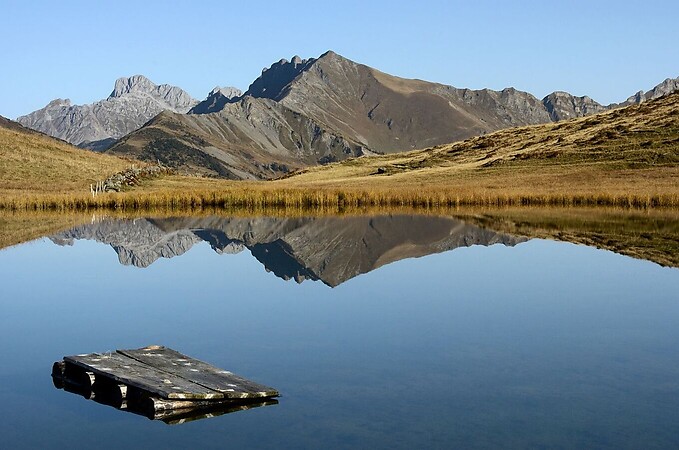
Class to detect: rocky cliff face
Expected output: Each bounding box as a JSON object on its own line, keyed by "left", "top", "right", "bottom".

{"left": 542, "top": 76, "right": 679, "bottom": 121}
{"left": 17, "top": 75, "right": 199, "bottom": 150}
{"left": 189, "top": 86, "right": 243, "bottom": 114}
{"left": 50, "top": 214, "right": 527, "bottom": 286}
{"left": 622, "top": 76, "right": 679, "bottom": 105}
{"left": 542, "top": 91, "right": 607, "bottom": 121}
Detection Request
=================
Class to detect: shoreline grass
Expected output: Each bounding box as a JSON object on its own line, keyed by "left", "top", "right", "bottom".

{"left": 2, "top": 187, "right": 679, "bottom": 212}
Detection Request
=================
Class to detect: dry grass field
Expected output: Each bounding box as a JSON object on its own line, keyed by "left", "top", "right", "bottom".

{"left": 0, "top": 118, "right": 130, "bottom": 197}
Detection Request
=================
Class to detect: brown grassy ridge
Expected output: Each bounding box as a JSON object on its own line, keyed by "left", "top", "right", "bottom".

{"left": 0, "top": 118, "right": 130, "bottom": 196}
{"left": 1, "top": 92, "right": 679, "bottom": 210}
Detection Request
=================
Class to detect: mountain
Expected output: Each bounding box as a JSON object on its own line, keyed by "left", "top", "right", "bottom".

{"left": 107, "top": 97, "right": 367, "bottom": 179}
{"left": 542, "top": 76, "right": 679, "bottom": 121}
{"left": 542, "top": 92, "right": 607, "bottom": 121}
{"left": 105, "top": 51, "right": 556, "bottom": 178}
{"left": 281, "top": 92, "right": 679, "bottom": 193}
{"left": 621, "top": 77, "right": 679, "bottom": 105}
{"left": 16, "top": 75, "right": 199, "bottom": 150}
{"left": 50, "top": 214, "right": 526, "bottom": 286}
{"left": 189, "top": 86, "right": 243, "bottom": 114}
{"left": 19, "top": 51, "right": 679, "bottom": 180}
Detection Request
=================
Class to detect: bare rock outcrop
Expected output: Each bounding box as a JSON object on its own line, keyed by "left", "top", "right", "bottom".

{"left": 189, "top": 86, "right": 243, "bottom": 114}
{"left": 542, "top": 91, "right": 607, "bottom": 121}
{"left": 17, "top": 75, "right": 198, "bottom": 150}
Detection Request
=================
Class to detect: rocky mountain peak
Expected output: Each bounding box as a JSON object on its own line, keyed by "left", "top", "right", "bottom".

{"left": 542, "top": 91, "right": 606, "bottom": 121}
{"left": 625, "top": 76, "right": 679, "bottom": 105}
{"left": 189, "top": 86, "right": 243, "bottom": 114}
{"left": 46, "top": 98, "right": 72, "bottom": 108}
{"left": 18, "top": 75, "right": 197, "bottom": 149}
{"left": 208, "top": 86, "right": 242, "bottom": 99}
{"left": 247, "top": 54, "right": 316, "bottom": 100}
{"left": 110, "top": 75, "right": 156, "bottom": 97}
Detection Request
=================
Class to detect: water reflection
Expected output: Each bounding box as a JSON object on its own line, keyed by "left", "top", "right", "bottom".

{"left": 49, "top": 215, "right": 527, "bottom": 286}
{"left": 52, "top": 375, "right": 277, "bottom": 425}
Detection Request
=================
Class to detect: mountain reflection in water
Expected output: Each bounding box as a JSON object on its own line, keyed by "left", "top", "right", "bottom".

{"left": 49, "top": 215, "right": 527, "bottom": 287}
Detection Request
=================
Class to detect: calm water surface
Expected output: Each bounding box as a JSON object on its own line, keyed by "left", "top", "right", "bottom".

{"left": 1, "top": 214, "right": 678, "bottom": 449}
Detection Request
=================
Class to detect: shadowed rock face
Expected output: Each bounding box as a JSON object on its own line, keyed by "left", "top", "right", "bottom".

{"left": 189, "top": 86, "right": 243, "bottom": 114}
{"left": 108, "top": 97, "right": 366, "bottom": 179}
{"left": 49, "top": 215, "right": 527, "bottom": 286}
{"left": 17, "top": 75, "right": 199, "bottom": 149}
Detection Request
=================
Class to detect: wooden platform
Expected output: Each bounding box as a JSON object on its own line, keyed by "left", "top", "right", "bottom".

{"left": 52, "top": 345, "right": 278, "bottom": 420}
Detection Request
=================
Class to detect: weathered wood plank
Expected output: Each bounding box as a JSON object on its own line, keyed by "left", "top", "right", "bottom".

{"left": 118, "top": 346, "right": 278, "bottom": 399}
{"left": 64, "top": 352, "right": 224, "bottom": 400}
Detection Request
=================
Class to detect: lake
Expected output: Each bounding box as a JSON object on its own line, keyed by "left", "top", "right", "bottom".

{"left": 1, "top": 209, "right": 678, "bottom": 449}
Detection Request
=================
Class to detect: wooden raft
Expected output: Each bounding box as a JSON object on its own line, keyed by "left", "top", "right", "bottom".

{"left": 53, "top": 345, "right": 278, "bottom": 412}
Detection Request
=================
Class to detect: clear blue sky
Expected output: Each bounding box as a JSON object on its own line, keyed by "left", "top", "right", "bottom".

{"left": 1, "top": 0, "right": 678, "bottom": 119}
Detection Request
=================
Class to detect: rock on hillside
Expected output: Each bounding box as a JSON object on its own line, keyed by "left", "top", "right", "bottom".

{"left": 17, "top": 75, "right": 198, "bottom": 150}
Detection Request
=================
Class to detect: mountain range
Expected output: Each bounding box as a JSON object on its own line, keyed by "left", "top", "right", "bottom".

{"left": 16, "top": 51, "right": 679, "bottom": 179}
{"left": 16, "top": 76, "right": 241, "bottom": 151}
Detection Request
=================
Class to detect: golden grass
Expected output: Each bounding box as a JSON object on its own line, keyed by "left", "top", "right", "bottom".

{"left": 0, "top": 125, "right": 129, "bottom": 194}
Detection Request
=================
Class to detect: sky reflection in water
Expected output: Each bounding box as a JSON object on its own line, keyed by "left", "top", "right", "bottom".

{"left": 0, "top": 214, "right": 678, "bottom": 449}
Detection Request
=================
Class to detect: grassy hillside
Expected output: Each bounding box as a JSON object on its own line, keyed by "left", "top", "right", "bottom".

{"left": 0, "top": 116, "right": 129, "bottom": 196}
{"left": 276, "top": 92, "right": 679, "bottom": 200}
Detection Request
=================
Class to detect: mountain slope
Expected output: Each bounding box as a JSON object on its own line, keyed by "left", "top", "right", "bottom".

{"left": 107, "top": 52, "right": 556, "bottom": 178}
{"left": 0, "top": 115, "right": 129, "bottom": 194}
{"left": 16, "top": 75, "right": 199, "bottom": 150}
{"left": 279, "top": 92, "right": 679, "bottom": 190}
{"left": 108, "top": 97, "right": 366, "bottom": 179}
{"left": 247, "top": 51, "right": 552, "bottom": 152}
